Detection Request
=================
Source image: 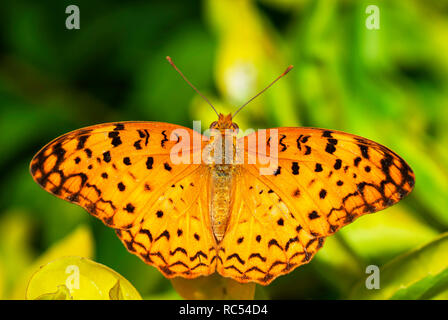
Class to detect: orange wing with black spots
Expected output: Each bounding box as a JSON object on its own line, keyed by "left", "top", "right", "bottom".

{"left": 30, "top": 121, "right": 218, "bottom": 279}
{"left": 115, "top": 166, "right": 218, "bottom": 279}
{"left": 30, "top": 122, "right": 204, "bottom": 229}
{"left": 217, "top": 169, "right": 325, "bottom": 284}
{"left": 216, "top": 127, "right": 414, "bottom": 285}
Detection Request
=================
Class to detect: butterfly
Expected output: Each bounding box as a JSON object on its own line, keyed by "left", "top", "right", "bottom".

{"left": 30, "top": 57, "right": 415, "bottom": 285}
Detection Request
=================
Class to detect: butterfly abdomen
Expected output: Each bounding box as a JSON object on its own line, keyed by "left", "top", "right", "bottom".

{"left": 209, "top": 164, "right": 237, "bottom": 243}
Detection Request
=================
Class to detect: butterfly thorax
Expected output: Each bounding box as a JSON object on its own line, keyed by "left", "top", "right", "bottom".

{"left": 208, "top": 113, "right": 240, "bottom": 242}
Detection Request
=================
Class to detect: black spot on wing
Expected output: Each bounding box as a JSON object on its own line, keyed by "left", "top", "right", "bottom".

{"left": 134, "top": 140, "right": 142, "bottom": 150}
{"left": 291, "top": 162, "right": 299, "bottom": 175}
{"left": 334, "top": 159, "right": 342, "bottom": 170}
{"left": 103, "top": 151, "right": 111, "bottom": 163}
{"left": 161, "top": 130, "right": 168, "bottom": 148}
{"left": 293, "top": 188, "right": 300, "bottom": 197}
{"left": 76, "top": 135, "right": 89, "bottom": 150}
{"left": 124, "top": 203, "right": 135, "bottom": 213}
{"left": 304, "top": 146, "right": 312, "bottom": 155}
{"left": 146, "top": 157, "right": 154, "bottom": 169}
{"left": 359, "top": 144, "right": 370, "bottom": 159}
{"left": 319, "top": 189, "right": 327, "bottom": 199}
{"left": 325, "top": 143, "right": 336, "bottom": 154}
{"left": 322, "top": 130, "right": 333, "bottom": 138}
{"left": 84, "top": 148, "right": 92, "bottom": 158}
{"left": 108, "top": 131, "right": 122, "bottom": 147}
{"left": 273, "top": 166, "right": 281, "bottom": 176}
{"left": 308, "top": 211, "right": 320, "bottom": 219}
{"left": 279, "top": 134, "right": 287, "bottom": 151}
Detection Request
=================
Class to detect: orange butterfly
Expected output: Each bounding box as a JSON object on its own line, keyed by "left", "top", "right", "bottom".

{"left": 30, "top": 57, "right": 415, "bottom": 285}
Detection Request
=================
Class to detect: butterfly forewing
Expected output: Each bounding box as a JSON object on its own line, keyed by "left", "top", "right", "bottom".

{"left": 30, "top": 122, "right": 204, "bottom": 229}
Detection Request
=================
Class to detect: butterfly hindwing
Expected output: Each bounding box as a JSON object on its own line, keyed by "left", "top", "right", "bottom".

{"left": 217, "top": 169, "right": 323, "bottom": 285}
{"left": 115, "top": 166, "right": 217, "bottom": 279}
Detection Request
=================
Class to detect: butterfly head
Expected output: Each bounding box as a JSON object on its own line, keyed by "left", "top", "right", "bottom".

{"left": 210, "top": 113, "right": 239, "bottom": 133}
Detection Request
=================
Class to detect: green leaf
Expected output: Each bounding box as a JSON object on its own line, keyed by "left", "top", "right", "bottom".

{"left": 339, "top": 206, "right": 438, "bottom": 264}
{"left": 390, "top": 268, "right": 448, "bottom": 300}
{"left": 349, "top": 233, "right": 448, "bottom": 299}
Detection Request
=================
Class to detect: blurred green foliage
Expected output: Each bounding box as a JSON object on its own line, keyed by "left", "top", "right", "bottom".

{"left": 0, "top": 0, "right": 447, "bottom": 299}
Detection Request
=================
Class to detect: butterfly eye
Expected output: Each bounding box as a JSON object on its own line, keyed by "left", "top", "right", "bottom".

{"left": 231, "top": 123, "right": 239, "bottom": 133}
{"left": 210, "top": 121, "right": 218, "bottom": 129}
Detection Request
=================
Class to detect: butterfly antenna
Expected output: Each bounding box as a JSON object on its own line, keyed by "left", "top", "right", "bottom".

{"left": 232, "top": 65, "right": 294, "bottom": 119}
{"left": 166, "top": 56, "right": 219, "bottom": 116}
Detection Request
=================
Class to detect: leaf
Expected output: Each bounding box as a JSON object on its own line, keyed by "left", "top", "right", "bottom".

{"left": 109, "top": 280, "right": 124, "bottom": 300}
{"left": 390, "top": 268, "right": 448, "bottom": 300}
{"left": 26, "top": 256, "right": 142, "bottom": 300}
{"left": 171, "top": 273, "right": 255, "bottom": 300}
{"left": 312, "top": 234, "right": 364, "bottom": 293}
{"left": 349, "top": 233, "right": 448, "bottom": 299}
{"left": 34, "top": 285, "right": 72, "bottom": 300}
{"left": 10, "top": 225, "right": 94, "bottom": 299}
{"left": 339, "top": 206, "right": 438, "bottom": 264}
{"left": 0, "top": 210, "right": 35, "bottom": 298}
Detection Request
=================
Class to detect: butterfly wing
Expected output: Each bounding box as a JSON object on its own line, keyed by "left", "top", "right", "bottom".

{"left": 115, "top": 166, "right": 218, "bottom": 279}
{"left": 217, "top": 127, "right": 415, "bottom": 285}
{"left": 216, "top": 169, "right": 325, "bottom": 285}
{"left": 30, "top": 121, "right": 217, "bottom": 278}
{"left": 30, "top": 121, "right": 204, "bottom": 228}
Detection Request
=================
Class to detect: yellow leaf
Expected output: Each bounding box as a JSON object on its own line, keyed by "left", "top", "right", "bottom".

{"left": 109, "top": 280, "right": 124, "bottom": 300}
{"left": 26, "top": 256, "right": 141, "bottom": 300}
{"left": 34, "top": 285, "right": 72, "bottom": 300}
{"left": 10, "top": 225, "right": 94, "bottom": 299}
{"left": 0, "top": 210, "right": 35, "bottom": 297}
